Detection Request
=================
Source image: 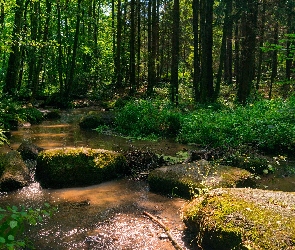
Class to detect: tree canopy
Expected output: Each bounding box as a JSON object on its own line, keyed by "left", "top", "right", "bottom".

{"left": 0, "top": 0, "right": 294, "bottom": 105}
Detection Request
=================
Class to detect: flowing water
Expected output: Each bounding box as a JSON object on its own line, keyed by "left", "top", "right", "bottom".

{"left": 1, "top": 107, "right": 295, "bottom": 249}
{"left": 0, "top": 108, "right": 197, "bottom": 250}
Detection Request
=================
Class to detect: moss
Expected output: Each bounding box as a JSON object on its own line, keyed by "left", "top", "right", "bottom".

{"left": 36, "top": 147, "right": 127, "bottom": 188}
{"left": 148, "top": 160, "right": 253, "bottom": 199}
{"left": 183, "top": 188, "right": 295, "bottom": 250}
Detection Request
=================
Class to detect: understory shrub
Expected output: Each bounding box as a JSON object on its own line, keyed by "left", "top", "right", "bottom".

{"left": 0, "top": 204, "right": 55, "bottom": 250}
{"left": 114, "top": 99, "right": 182, "bottom": 139}
{"left": 177, "top": 98, "right": 295, "bottom": 153}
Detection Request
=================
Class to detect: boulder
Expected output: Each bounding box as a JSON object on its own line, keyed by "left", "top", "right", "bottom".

{"left": 36, "top": 147, "right": 127, "bottom": 188}
{"left": 148, "top": 160, "right": 254, "bottom": 199}
{"left": 182, "top": 188, "right": 295, "bottom": 250}
{"left": 17, "top": 141, "right": 44, "bottom": 160}
{"left": 79, "top": 111, "right": 115, "bottom": 130}
{"left": 0, "top": 151, "right": 30, "bottom": 192}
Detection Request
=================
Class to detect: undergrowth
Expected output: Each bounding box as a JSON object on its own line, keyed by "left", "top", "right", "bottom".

{"left": 111, "top": 97, "right": 295, "bottom": 154}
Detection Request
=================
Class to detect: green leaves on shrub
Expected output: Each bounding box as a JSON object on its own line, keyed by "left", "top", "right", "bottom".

{"left": 177, "top": 98, "right": 295, "bottom": 153}
{"left": 0, "top": 204, "right": 55, "bottom": 250}
{"left": 114, "top": 99, "right": 182, "bottom": 139}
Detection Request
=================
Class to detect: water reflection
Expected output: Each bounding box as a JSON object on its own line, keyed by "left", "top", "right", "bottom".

{"left": 0, "top": 108, "right": 196, "bottom": 249}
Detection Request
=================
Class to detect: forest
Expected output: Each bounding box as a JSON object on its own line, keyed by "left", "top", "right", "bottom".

{"left": 1, "top": 1, "right": 295, "bottom": 249}
{"left": 0, "top": 0, "right": 295, "bottom": 152}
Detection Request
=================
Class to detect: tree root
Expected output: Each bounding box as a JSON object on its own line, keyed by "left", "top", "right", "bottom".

{"left": 143, "top": 211, "right": 183, "bottom": 250}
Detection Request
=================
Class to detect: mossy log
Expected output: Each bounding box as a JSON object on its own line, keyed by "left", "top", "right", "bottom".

{"left": 148, "top": 160, "right": 254, "bottom": 199}
{"left": 36, "top": 147, "right": 126, "bottom": 188}
{"left": 182, "top": 188, "right": 295, "bottom": 250}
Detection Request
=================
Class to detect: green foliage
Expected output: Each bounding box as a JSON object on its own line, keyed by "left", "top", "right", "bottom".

{"left": 178, "top": 98, "right": 295, "bottom": 153}
{"left": 0, "top": 204, "right": 55, "bottom": 250}
{"left": 0, "top": 97, "right": 43, "bottom": 129}
{"left": 114, "top": 99, "right": 182, "bottom": 139}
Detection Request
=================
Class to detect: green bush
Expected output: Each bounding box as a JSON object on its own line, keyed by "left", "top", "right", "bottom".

{"left": 0, "top": 204, "right": 55, "bottom": 250}
{"left": 177, "top": 98, "right": 295, "bottom": 153}
{"left": 114, "top": 99, "right": 182, "bottom": 139}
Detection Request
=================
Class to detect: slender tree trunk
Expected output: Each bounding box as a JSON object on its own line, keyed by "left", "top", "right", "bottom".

{"left": 115, "top": 0, "right": 122, "bottom": 88}
{"left": 170, "top": 0, "right": 180, "bottom": 105}
{"left": 269, "top": 22, "right": 278, "bottom": 99}
{"left": 224, "top": 0, "right": 233, "bottom": 85}
{"left": 192, "top": 0, "right": 200, "bottom": 102}
{"left": 66, "top": 0, "right": 82, "bottom": 99}
{"left": 199, "top": 0, "right": 214, "bottom": 103}
{"left": 256, "top": 0, "right": 266, "bottom": 90}
{"left": 57, "top": 1, "right": 64, "bottom": 97}
{"left": 147, "top": 0, "right": 153, "bottom": 95}
{"left": 136, "top": 0, "right": 141, "bottom": 88}
{"left": 4, "top": 0, "right": 24, "bottom": 96}
{"left": 216, "top": 0, "right": 232, "bottom": 99}
{"left": 130, "top": 0, "right": 136, "bottom": 94}
{"left": 237, "top": 0, "right": 258, "bottom": 104}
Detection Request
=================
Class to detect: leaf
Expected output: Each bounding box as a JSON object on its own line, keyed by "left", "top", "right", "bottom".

{"left": 7, "top": 235, "right": 14, "bottom": 241}
{"left": 9, "top": 220, "right": 18, "bottom": 229}
{"left": 0, "top": 237, "right": 5, "bottom": 243}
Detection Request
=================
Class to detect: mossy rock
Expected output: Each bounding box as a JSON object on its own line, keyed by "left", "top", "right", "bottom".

{"left": 148, "top": 160, "right": 254, "bottom": 199}
{"left": 226, "top": 154, "right": 271, "bottom": 175}
{"left": 182, "top": 188, "right": 295, "bottom": 250}
{"left": 36, "top": 147, "right": 127, "bottom": 188}
{"left": 79, "top": 112, "right": 115, "bottom": 129}
{"left": 17, "top": 141, "right": 44, "bottom": 160}
{"left": 0, "top": 151, "right": 30, "bottom": 192}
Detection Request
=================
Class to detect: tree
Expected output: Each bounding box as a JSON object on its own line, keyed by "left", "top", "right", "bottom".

{"left": 170, "top": 0, "right": 180, "bottom": 105}
{"left": 237, "top": 0, "right": 258, "bottom": 104}
{"left": 199, "top": 0, "right": 214, "bottom": 103}
{"left": 4, "top": 0, "right": 25, "bottom": 96}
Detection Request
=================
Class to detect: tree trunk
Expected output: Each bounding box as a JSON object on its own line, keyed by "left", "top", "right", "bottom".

{"left": 130, "top": 0, "right": 136, "bottom": 94}
{"left": 255, "top": 0, "right": 266, "bottom": 90}
{"left": 199, "top": 0, "right": 214, "bottom": 103}
{"left": 237, "top": 0, "right": 258, "bottom": 105}
{"left": 192, "top": 0, "right": 200, "bottom": 102}
{"left": 115, "top": 0, "right": 122, "bottom": 89}
{"left": 66, "top": 0, "right": 82, "bottom": 100}
{"left": 170, "top": 0, "right": 180, "bottom": 105}
{"left": 4, "top": 0, "right": 24, "bottom": 96}
{"left": 269, "top": 22, "right": 278, "bottom": 99}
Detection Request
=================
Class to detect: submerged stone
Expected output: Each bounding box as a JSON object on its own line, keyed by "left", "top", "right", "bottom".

{"left": 148, "top": 160, "right": 254, "bottom": 199}
{"left": 182, "top": 188, "right": 295, "bottom": 250}
{"left": 36, "top": 147, "right": 127, "bottom": 188}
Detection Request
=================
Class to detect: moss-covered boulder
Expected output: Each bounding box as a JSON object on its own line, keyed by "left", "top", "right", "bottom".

{"left": 79, "top": 111, "right": 115, "bottom": 129}
{"left": 183, "top": 188, "right": 295, "bottom": 250}
{"left": 35, "top": 147, "right": 126, "bottom": 188}
{"left": 0, "top": 151, "right": 30, "bottom": 192}
{"left": 17, "top": 141, "right": 44, "bottom": 160}
{"left": 148, "top": 160, "right": 254, "bottom": 199}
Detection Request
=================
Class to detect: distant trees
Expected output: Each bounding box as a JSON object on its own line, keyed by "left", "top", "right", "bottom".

{"left": 0, "top": 0, "right": 294, "bottom": 105}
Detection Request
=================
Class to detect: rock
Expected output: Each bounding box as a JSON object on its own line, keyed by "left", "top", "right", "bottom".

{"left": 148, "top": 160, "right": 254, "bottom": 199}
{"left": 17, "top": 141, "right": 44, "bottom": 160}
{"left": 182, "top": 188, "right": 295, "bottom": 250}
{"left": 35, "top": 147, "right": 127, "bottom": 188}
{"left": 123, "top": 149, "right": 164, "bottom": 178}
{"left": 0, "top": 151, "right": 30, "bottom": 192}
{"left": 79, "top": 111, "right": 115, "bottom": 130}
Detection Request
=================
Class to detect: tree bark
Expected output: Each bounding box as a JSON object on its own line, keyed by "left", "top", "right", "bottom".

{"left": 171, "top": 0, "right": 180, "bottom": 105}
{"left": 4, "top": 0, "right": 24, "bottom": 96}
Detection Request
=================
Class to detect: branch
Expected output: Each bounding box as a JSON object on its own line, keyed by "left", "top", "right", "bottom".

{"left": 143, "top": 211, "right": 183, "bottom": 250}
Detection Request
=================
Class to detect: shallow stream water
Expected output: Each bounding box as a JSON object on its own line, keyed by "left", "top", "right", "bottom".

{"left": 1, "top": 107, "right": 295, "bottom": 249}
{"left": 0, "top": 108, "right": 197, "bottom": 249}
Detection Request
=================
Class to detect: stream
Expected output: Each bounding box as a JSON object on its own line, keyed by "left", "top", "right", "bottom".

{"left": 0, "top": 108, "right": 197, "bottom": 250}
